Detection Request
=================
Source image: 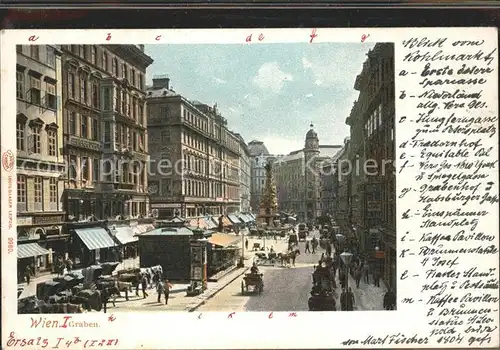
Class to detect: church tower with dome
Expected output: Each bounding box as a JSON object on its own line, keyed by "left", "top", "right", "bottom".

{"left": 303, "top": 123, "right": 321, "bottom": 222}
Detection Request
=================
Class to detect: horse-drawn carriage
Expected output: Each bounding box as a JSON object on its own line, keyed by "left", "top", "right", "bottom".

{"left": 254, "top": 250, "right": 278, "bottom": 265}
{"left": 241, "top": 272, "right": 264, "bottom": 295}
{"left": 309, "top": 263, "right": 337, "bottom": 311}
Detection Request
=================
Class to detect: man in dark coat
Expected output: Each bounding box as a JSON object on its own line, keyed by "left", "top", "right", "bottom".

{"left": 141, "top": 276, "right": 149, "bottom": 298}
{"left": 340, "top": 288, "right": 347, "bottom": 311}
{"left": 373, "top": 269, "right": 381, "bottom": 287}
{"left": 24, "top": 266, "right": 32, "bottom": 285}
{"left": 383, "top": 288, "right": 396, "bottom": 310}
{"left": 346, "top": 287, "right": 355, "bottom": 311}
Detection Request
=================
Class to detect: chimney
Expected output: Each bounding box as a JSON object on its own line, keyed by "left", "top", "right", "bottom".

{"left": 152, "top": 75, "right": 170, "bottom": 89}
{"left": 138, "top": 44, "right": 145, "bottom": 52}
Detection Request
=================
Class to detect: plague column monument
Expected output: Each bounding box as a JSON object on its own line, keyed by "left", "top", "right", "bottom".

{"left": 257, "top": 162, "right": 279, "bottom": 228}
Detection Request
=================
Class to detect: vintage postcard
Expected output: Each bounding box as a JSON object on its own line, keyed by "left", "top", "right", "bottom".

{"left": 1, "top": 28, "right": 499, "bottom": 349}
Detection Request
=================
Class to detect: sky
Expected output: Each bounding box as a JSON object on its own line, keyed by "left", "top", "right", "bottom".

{"left": 145, "top": 43, "right": 374, "bottom": 155}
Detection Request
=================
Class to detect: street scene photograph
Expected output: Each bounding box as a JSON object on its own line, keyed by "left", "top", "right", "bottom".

{"left": 15, "top": 42, "right": 396, "bottom": 314}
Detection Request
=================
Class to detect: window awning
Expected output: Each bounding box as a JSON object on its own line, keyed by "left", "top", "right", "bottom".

{"left": 208, "top": 233, "right": 241, "bottom": 248}
{"left": 227, "top": 214, "right": 241, "bottom": 224}
{"left": 237, "top": 214, "right": 251, "bottom": 223}
{"left": 205, "top": 217, "right": 217, "bottom": 229}
{"left": 221, "top": 216, "right": 232, "bottom": 227}
{"left": 74, "top": 227, "right": 116, "bottom": 251}
{"left": 113, "top": 226, "right": 138, "bottom": 245}
{"left": 133, "top": 224, "right": 155, "bottom": 235}
{"left": 18, "top": 243, "right": 49, "bottom": 259}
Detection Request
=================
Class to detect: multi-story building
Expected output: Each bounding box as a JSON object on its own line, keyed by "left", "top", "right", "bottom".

{"left": 60, "top": 44, "right": 153, "bottom": 220}
{"left": 319, "top": 158, "right": 336, "bottom": 217}
{"left": 346, "top": 43, "right": 395, "bottom": 288}
{"left": 334, "top": 137, "right": 351, "bottom": 229}
{"left": 235, "top": 133, "right": 251, "bottom": 212}
{"left": 16, "top": 44, "right": 66, "bottom": 275}
{"left": 273, "top": 125, "right": 342, "bottom": 222}
{"left": 248, "top": 140, "right": 275, "bottom": 213}
{"left": 147, "top": 76, "right": 240, "bottom": 219}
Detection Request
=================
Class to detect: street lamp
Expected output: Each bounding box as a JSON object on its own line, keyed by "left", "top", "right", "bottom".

{"left": 340, "top": 250, "right": 353, "bottom": 295}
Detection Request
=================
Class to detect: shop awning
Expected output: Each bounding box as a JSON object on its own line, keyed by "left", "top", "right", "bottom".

{"left": 133, "top": 224, "right": 155, "bottom": 235}
{"left": 208, "top": 233, "right": 241, "bottom": 248}
{"left": 17, "top": 243, "right": 49, "bottom": 259}
{"left": 248, "top": 213, "right": 256, "bottom": 220}
{"left": 74, "top": 227, "right": 116, "bottom": 251}
{"left": 221, "top": 216, "right": 232, "bottom": 227}
{"left": 227, "top": 214, "right": 241, "bottom": 224}
{"left": 113, "top": 226, "right": 138, "bottom": 245}
{"left": 205, "top": 217, "right": 217, "bottom": 229}
{"left": 237, "top": 214, "right": 251, "bottom": 223}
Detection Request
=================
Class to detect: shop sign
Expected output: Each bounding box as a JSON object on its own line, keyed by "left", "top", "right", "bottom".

{"left": 17, "top": 216, "right": 33, "bottom": 226}
{"left": 68, "top": 136, "right": 101, "bottom": 151}
{"left": 366, "top": 201, "right": 381, "bottom": 211}
{"left": 151, "top": 203, "right": 181, "bottom": 208}
{"left": 34, "top": 215, "right": 63, "bottom": 225}
{"left": 376, "top": 251, "right": 385, "bottom": 259}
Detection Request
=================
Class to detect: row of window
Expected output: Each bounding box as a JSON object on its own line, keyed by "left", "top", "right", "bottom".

{"left": 16, "top": 70, "right": 57, "bottom": 109}
{"left": 184, "top": 179, "right": 239, "bottom": 200}
{"left": 67, "top": 45, "right": 144, "bottom": 90}
{"left": 67, "top": 72, "right": 99, "bottom": 109}
{"left": 17, "top": 45, "right": 56, "bottom": 68}
{"left": 111, "top": 87, "right": 144, "bottom": 122}
{"left": 66, "top": 156, "right": 146, "bottom": 185}
{"left": 109, "top": 122, "right": 145, "bottom": 152}
{"left": 17, "top": 175, "right": 58, "bottom": 204}
{"left": 16, "top": 119, "right": 57, "bottom": 155}
{"left": 66, "top": 110, "right": 100, "bottom": 140}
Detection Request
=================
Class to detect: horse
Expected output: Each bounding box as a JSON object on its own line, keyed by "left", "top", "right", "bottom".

{"left": 278, "top": 249, "right": 301, "bottom": 267}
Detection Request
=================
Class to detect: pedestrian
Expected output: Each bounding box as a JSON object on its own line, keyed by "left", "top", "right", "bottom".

{"left": 373, "top": 270, "right": 380, "bottom": 287}
{"left": 141, "top": 275, "right": 149, "bottom": 298}
{"left": 24, "top": 266, "right": 32, "bottom": 285}
{"left": 305, "top": 241, "right": 311, "bottom": 254}
{"left": 340, "top": 288, "right": 347, "bottom": 311}
{"left": 135, "top": 273, "right": 142, "bottom": 297}
{"left": 363, "top": 261, "right": 370, "bottom": 284}
{"left": 102, "top": 288, "right": 109, "bottom": 313}
{"left": 245, "top": 238, "right": 248, "bottom": 250}
{"left": 383, "top": 288, "right": 396, "bottom": 310}
{"left": 347, "top": 287, "right": 355, "bottom": 311}
{"left": 164, "top": 279, "right": 172, "bottom": 305}
{"left": 66, "top": 258, "right": 73, "bottom": 273}
{"left": 156, "top": 278, "right": 165, "bottom": 303}
{"left": 354, "top": 268, "right": 362, "bottom": 288}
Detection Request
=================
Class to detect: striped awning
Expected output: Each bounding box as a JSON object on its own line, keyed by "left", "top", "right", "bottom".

{"left": 221, "top": 216, "right": 232, "bottom": 227}
{"left": 227, "top": 214, "right": 241, "bottom": 224}
{"left": 208, "top": 233, "right": 241, "bottom": 248}
{"left": 74, "top": 227, "right": 116, "bottom": 251}
{"left": 113, "top": 226, "right": 137, "bottom": 245}
{"left": 17, "top": 243, "right": 49, "bottom": 259}
{"left": 237, "top": 214, "right": 251, "bottom": 223}
{"left": 133, "top": 224, "right": 155, "bottom": 235}
{"left": 205, "top": 217, "right": 217, "bottom": 229}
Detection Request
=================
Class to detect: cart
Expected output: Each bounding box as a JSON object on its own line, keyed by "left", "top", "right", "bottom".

{"left": 308, "top": 293, "right": 337, "bottom": 311}
{"left": 241, "top": 273, "right": 264, "bottom": 295}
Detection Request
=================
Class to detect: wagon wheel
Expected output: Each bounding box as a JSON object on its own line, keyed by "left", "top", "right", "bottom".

{"left": 241, "top": 280, "right": 245, "bottom": 295}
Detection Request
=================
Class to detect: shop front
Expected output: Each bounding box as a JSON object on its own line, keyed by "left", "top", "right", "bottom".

{"left": 17, "top": 242, "right": 50, "bottom": 283}
{"left": 109, "top": 225, "right": 138, "bottom": 260}
{"left": 207, "top": 233, "right": 241, "bottom": 277}
{"left": 68, "top": 223, "right": 118, "bottom": 267}
{"left": 17, "top": 214, "right": 67, "bottom": 273}
{"left": 381, "top": 228, "right": 397, "bottom": 290}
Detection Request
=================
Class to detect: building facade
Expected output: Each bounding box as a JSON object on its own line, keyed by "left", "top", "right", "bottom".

{"left": 341, "top": 43, "right": 396, "bottom": 288}
{"left": 273, "top": 125, "right": 342, "bottom": 222}
{"left": 16, "top": 44, "right": 66, "bottom": 275}
{"left": 248, "top": 140, "right": 275, "bottom": 213}
{"left": 60, "top": 44, "right": 153, "bottom": 220}
{"left": 236, "top": 133, "right": 251, "bottom": 213}
{"left": 147, "top": 76, "right": 240, "bottom": 219}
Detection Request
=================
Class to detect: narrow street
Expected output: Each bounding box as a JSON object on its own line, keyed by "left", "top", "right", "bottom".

{"left": 199, "top": 232, "right": 325, "bottom": 312}
{"left": 199, "top": 230, "right": 387, "bottom": 312}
